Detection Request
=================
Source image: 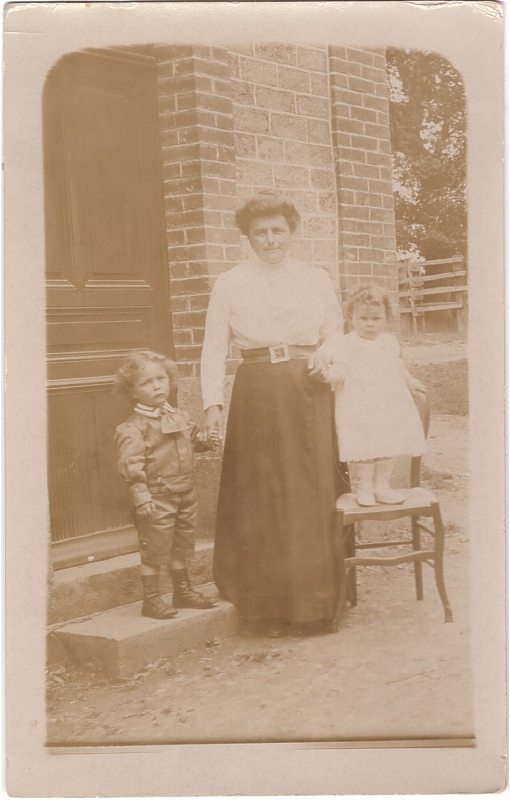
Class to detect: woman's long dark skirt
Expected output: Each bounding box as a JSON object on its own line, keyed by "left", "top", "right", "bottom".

{"left": 213, "top": 358, "right": 348, "bottom": 623}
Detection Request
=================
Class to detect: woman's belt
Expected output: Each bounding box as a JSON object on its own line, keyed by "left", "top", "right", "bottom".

{"left": 241, "top": 344, "right": 317, "bottom": 364}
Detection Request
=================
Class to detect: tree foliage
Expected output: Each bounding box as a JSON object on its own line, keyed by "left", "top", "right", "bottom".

{"left": 386, "top": 48, "right": 467, "bottom": 261}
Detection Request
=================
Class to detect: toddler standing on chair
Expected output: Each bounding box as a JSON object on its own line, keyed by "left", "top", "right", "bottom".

{"left": 327, "top": 283, "right": 427, "bottom": 507}
{"left": 114, "top": 351, "right": 217, "bottom": 619}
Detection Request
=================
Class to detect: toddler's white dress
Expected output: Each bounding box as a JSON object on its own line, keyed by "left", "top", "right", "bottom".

{"left": 329, "top": 331, "right": 426, "bottom": 462}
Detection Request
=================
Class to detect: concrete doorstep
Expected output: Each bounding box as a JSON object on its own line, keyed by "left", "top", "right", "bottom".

{"left": 49, "top": 540, "right": 215, "bottom": 625}
{"left": 49, "top": 583, "right": 238, "bottom": 679}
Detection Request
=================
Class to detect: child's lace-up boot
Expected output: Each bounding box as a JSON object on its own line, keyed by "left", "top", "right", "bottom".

{"left": 141, "top": 574, "right": 178, "bottom": 619}
{"left": 170, "top": 567, "right": 217, "bottom": 609}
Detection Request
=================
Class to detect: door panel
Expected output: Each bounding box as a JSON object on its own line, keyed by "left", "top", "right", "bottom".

{"left": 48, "top": 386, "right": 134, "bottom": 541}
{"left": 45, "top": 48, "right": 173, "bottom": 565}
{"left": 58, "top": 69, "right": 151, "bottom": 286}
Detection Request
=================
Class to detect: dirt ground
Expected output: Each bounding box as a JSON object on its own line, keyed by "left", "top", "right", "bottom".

{"left": 47, "top": 334, "right": 472, "bottom": 746}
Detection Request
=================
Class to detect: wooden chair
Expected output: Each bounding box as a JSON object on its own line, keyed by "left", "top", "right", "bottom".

{"left": 330, "top": 393, "right": 453, "bottom": 632}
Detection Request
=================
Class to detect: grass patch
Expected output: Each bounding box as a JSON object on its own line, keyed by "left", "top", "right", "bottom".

{"left": 421, "top": 465, "right": 456, "bottom": 491}
{"left": 412, "top": 359, "right": 468, "bottom": 416}
{"left": 401, "top": 332, "right": 467, "bottom": 347}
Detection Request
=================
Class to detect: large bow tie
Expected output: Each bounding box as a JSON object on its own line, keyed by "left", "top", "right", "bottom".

{"left": 134, "top": 402, "right": 188, "bottom": 434}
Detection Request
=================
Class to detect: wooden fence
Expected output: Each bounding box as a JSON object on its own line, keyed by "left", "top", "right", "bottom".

{"left": 398, "top": 256, "right": 467, "bottom": 333}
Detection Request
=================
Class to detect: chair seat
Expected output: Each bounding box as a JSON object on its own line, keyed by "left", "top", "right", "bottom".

{"left": 335, "top": 486, "right": 437, "bottom": 523}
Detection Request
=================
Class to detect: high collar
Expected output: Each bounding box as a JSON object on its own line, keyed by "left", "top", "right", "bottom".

{"left": 251, "top": 254, "right": 292, "bottom": 273}
{"left": 134, "top": 402, "right": 188, "bottom": 434}
{"left": 134, "top": 401, "right": 176, "bottom": 419}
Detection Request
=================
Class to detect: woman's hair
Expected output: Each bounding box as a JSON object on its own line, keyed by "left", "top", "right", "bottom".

{"left": 114, "top": 351, "right": 178, "bottom": 394}
{"left": 345, "top": 282, "right": 393, "bottom": 321}
{"left": 234, "top": 190, "right": 301, "bottom": 236}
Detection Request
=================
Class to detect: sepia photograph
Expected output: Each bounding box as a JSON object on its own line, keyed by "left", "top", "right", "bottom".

{"left": 5, "top": 1, "right": 505, "bottom": 795}
{"left": 44, "top": 39, "right": 470, "bottom": 746}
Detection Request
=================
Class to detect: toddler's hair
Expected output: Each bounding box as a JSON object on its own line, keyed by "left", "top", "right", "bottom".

{"left": 345, "top": 282, "right": 393, "bottom": 321}
{"left": 114, "top": 351, "right": 178, "bottom": 394}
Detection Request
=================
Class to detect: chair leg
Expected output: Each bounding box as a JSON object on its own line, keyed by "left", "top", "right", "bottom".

{"left": 345, "top": 524, "right": 357, "bottom": 607}
{"left": 431, "top": 503, "right": 454, "bottom": 623}
{"left": 411, "top": 517, "right": 423, "bottom": 601}
{"left": 330, "top": 511, "right": 348, "bottom": 633}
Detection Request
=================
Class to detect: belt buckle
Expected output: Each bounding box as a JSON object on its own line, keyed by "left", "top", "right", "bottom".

{"left": 269, "top": 343, "right": 290, "bottom": 364}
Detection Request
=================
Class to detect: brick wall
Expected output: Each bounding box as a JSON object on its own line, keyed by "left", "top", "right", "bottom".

{"left": 228, "top": 44, "right": 339, "bottom": 283}
{"left": 328, "top": 46, "right": 398, "bottom": 297}
{"left": 154, "top": 45, "right": 241, "bottom": 378}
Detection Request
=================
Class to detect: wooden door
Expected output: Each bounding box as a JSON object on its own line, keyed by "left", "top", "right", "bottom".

{"left": 44, "top": 48, "right": 173, "bottom": 568}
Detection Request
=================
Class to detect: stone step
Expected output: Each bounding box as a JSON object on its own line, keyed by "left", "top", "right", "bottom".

{"left": 49, "top": 583, "right": 237, "bottom": 678}
{"left": 49, "top": 540, "right": 214, "bottom": 625}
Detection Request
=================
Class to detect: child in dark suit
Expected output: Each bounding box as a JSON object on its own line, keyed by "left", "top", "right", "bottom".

{"left": 115, "top": 351, "right": 217, "bottom": 619}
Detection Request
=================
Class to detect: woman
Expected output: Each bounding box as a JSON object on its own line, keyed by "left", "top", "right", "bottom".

{"left": 200, "top": 191, "right": 348, "bottom": 637}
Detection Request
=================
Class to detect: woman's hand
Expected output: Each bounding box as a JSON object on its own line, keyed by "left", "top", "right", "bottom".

{"left": 137, "top": 500, "right": 156, "bottom": 518}
{"left": 307, "top": 350, "right": 330, "bottom": 381}
{"left": 200, "top": 405, "right": 224, "bottom": 443}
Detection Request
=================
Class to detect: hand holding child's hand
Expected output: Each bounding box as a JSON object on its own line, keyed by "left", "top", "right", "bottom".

{"left": 137, "top": 501, "right": 156, "bottom": 518}
{"left": 409, "top": 378, "right": 426, "bottom": 395}
{"left": 307, "top": 350, "right": 330, "bottom": 381}
{"left": 208, "top": 429, "right": 222, "bottom": 449}
{"left": 199, "top": 405, "right": 224, "bottom": 444}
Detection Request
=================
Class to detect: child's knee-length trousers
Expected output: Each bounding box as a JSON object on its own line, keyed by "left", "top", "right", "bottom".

{"left": 135, "top": 487, "right": 197, "bottom": 567}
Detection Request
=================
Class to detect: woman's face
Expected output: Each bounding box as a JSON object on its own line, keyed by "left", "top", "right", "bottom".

{"left": 247, "top": 214, "right": 292, "bottom": 265}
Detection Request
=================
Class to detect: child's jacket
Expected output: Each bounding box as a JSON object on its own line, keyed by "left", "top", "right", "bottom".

{"left": 115, "top": 402, "right": 210, "bottom": 507}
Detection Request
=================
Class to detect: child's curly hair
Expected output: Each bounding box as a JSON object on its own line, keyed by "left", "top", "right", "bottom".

{"left": 345, "top": 282, "right": 393, "bottom": 321}
{"left": 114, "top": 351, "right": 178, "bottom": 394}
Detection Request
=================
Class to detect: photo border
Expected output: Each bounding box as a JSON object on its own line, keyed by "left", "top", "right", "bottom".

{"left": 4, "top": 1, "right": 505, "bottom": 794}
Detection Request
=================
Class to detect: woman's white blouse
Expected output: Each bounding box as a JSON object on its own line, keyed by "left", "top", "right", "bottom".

{"left": 200, "top": 257, "right": 344, "bottom": 409}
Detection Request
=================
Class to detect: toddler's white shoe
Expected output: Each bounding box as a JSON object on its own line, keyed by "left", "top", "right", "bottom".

{"left": 374, "top": 489, "right": 406, "bottom": 505}
{"left": 356, "top": 488, "right": 377, "bottom": 506}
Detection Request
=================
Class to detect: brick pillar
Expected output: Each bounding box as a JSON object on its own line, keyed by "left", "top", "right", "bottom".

{"left": 153, "top": 45, "right": 240, "bottom": 377}
{"left": 328, "top": 46, "right": 398, "bottom": 301}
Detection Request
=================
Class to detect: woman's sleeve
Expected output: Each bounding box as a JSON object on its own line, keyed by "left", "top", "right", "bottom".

{"left": 315, "top": 270, "right": 344, "bottom": 359}
{"left": 200, "top": 273, "right": 232, "bottom": 410}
